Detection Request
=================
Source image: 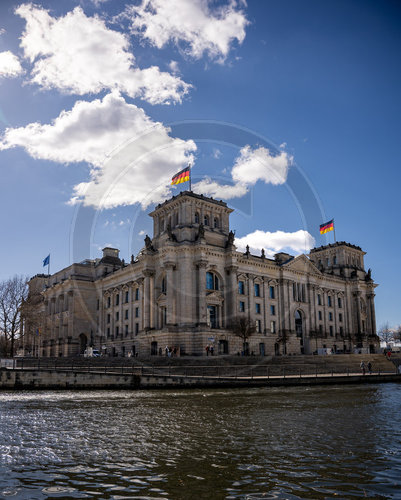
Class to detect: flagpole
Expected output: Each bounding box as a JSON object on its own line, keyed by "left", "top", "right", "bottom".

{"left": 189, "top": 163, "right": 192, "bottom": 192}
{"left": 333, "top": 219, "right": 336, "bottom": 243}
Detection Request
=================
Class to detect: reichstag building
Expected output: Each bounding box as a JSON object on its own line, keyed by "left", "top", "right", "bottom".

{"left": 22, "top": 191, "right": 379, "bottom": 357}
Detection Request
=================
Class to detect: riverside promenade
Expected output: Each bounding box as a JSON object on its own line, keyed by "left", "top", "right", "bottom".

{"left": 1, "top": 354, "right": 400, "bottom": 390}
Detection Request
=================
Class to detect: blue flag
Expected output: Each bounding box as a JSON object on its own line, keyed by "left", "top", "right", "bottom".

{"left": 43, "top": 254, "right": 50, "bottom": 267}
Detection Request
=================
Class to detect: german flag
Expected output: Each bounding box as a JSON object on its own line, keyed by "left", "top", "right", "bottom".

{"left": 320, "top": 219, "right": 334, "bottom": 234}
{"left": 171, "top": 167, "right": 190, "bottom": 185}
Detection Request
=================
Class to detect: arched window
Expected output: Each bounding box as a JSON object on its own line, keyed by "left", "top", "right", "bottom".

{"left": 213, "top": 217, "right": 219, "bottom": 228}
{"left": 161, "top": 277, "right": 166, "bottom": 293}
{"left": 204, "top": 215, "right": 209, "bottom": 226}
{"left": 206, "top": 271, "right": 219, "bottom": 290}
{"left": 195, "top": 212, "right": 199, "bottom": 224}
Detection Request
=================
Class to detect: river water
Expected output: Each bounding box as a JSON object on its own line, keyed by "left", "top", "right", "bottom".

{"left": 0, "top": 384, "right": 400, "bottom": 499}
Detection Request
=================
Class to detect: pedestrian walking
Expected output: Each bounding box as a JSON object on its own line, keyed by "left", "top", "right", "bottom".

{"left": 367, "top": 361, "right": 372, "bottom": 374}
{"left": 210, "top": 345, "right": 214, "bottom": 356}
{"left": 205, "top": 345, "right": 210, "bottom": 356}
{"left": 360, "top": 361, "right": 366, "bottom": 375}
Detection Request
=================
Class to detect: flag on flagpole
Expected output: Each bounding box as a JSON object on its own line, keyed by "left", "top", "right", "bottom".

{"left": 43, "top": 254, "right": 50, "bottom": 267}
{"left": 171, "top": 167, "right": 190, "bottom": 185}
{"left": 319, "top": 219, "right": 334, "bottom": 235}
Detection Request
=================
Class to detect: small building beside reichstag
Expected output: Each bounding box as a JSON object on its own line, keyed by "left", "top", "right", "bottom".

{"left": 22, "top": 191, "right": 379, "bottom": 357}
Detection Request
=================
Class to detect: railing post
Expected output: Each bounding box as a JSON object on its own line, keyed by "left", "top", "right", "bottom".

{"left": 347, "top": 368, "right": 349, "bottom": 377}
{"left": 122, "top": 365, "right": 124, "bottom": 375}
{"left": 299, "top": 368, "right": 301, "bottom": 379}
{"left": 315, "top": 367, "right": 317, "bottom": 378}
{"left": 283, "top": 368, "right": 285, "bottom": 379}
{"left": 331, "top": 370, "right": 333, "bottom": 377}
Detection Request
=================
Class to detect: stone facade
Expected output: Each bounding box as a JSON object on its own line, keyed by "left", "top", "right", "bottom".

{"left": 22, "top": 191, "right": 379, "bottom": 357}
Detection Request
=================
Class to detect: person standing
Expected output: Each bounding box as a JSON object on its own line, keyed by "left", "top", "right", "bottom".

{"left": 205, "top": 345, "right": 209, "bottom": 356}
{"left": 367, "top": 361, "right": 372, "bottom": 374}
{"left": 360, "top": 361, "right": 366, "bottom": 375}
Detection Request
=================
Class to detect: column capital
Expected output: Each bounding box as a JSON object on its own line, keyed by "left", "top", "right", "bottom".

{"left": 143, "top": 269, "right": 154, "bottom": 278}
{"left": 195, "top": 260, "right": 208, "bottom": 269}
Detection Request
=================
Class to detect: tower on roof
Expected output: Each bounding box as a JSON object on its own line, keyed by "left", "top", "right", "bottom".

{"left": 149, "top": 191, "right": 233, "bottom": 249}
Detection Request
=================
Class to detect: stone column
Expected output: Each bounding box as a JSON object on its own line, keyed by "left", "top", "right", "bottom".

{"left": 197, "top": 260, "right": 208, "bottom": 326}
{"left": 248, "top": 274, "right": 255, "bottom": 322}
{"left": 354, "top": 291, "right": 362, "bottom": 335}
{"left": 225, "top": 265, "right": 238, "bottom": 327}
{"left": 368, "top": 292, "right": 377, "bottom": 335}
{"left": 165, "top": 263, "right": 175, "bottom": 325}
{"left": 143, "top": 271, "right": 152, "bottom": 330}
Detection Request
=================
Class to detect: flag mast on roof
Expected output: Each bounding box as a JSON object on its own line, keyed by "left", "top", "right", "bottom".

{"left": 171, "top": 162, "right": 192, "bottom": 192}
{"left": 319, "top": 219, "right": 336, "bottom": 242}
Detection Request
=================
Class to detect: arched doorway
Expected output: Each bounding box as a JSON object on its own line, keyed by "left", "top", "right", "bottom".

{"left": 79, "top": 333, "right": 87, "bottom": 355}
{"left": 295, "top": 310, "right": 303, "bottom": 337}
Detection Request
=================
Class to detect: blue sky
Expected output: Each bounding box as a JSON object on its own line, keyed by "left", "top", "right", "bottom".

{"left": 0, "top": 0, "right": 400, "bottom": 328}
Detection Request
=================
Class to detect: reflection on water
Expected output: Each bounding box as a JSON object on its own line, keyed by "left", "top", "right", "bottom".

{"left": 0, "top": 384, "right": 401, "bottom": 499}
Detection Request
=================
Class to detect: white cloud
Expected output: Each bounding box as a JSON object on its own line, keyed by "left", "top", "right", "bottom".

{"left": 0, "top": 51, "right": 24, "bottom": 78}
{"left": 0, "top": 92, "right": 196, "bottom": 209}
{"left": 15, "top": 3, "right": 190, "bottom": 104}
{"left": 235, "top": 229, "right": 315, "bottom": 258}
{"left": 0, "top": 28, "right": 6, "bottom": 35}
{"left": 212, "top": 148, "right": 222, "bottom": 159}
{"left": 168, "top": 60, "right": 180, "bottom": 74}
{"left": 123, "top": 0, "right": 249, "bottom": 62}
{"left": 192, "top": 145, "right": 292, "bottom": 200}
{"left": 138, "top": 230, "right": 145, "bottom": 236}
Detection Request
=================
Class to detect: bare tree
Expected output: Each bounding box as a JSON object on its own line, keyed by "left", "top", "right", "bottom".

{"left": 378, "top": 322, "right": 393, "bottom": 343}
{"left": 230, "top": 316, "right": 256, "bottom": 355}
{"left": 0, "top": 276, "right": 28, "bottom": 357}
{"left": 394, "top": 325, "right": 401, "bottom": 342}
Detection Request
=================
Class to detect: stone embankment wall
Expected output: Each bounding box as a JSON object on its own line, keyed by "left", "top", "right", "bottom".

{"left": 1, "top": 368, "right": 400, "bottom": 390}
{"left": 0, "top": 369, "right": 140, "bottom": 390}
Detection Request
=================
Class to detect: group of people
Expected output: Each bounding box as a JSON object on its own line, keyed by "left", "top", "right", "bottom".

{"left": 165, "top": 346, "right": 179, "bottom": 357}
{"left": 360, "top": 361, "right": 372, "bottom": 375}
{"left": 205, "top": 344, "right": 214, "bottom": 356}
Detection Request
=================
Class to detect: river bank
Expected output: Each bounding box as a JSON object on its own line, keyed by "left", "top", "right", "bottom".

{"left": 1, "top": 367, "right": 400, "bottom": 390}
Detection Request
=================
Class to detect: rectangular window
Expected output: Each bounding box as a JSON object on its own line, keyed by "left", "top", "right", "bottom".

{"left": 115, "top": 326, "right": 119, "bottom": 336}
{"left": 255, "top": 303, "right": 261, "bottom": 314}
{"left": 270, "top": 305, "right": 275, "bottom": 316}
{"left": 317, "top": 294, "right": 321, "bottom": 306}
{"left": 329, "top": 312, "right": 333, "bottom": 321}
{"left": 328, "top": 296, "right": 332, "bottom": 307}
{"left": 96, "top": 299, "right": 99, "bottom": 311}
{"left": 329, "top": 325, "right": 333, "bottom": 336}
{"left": 338, "top": 297, "right": 342, "bottom": 308}
{"left": 125, "top": 324, "right": 128, "bottom": 336}
{"left": 107, "top": 296, "right": 111, "bottom": 308}
{"left": 362, "top": 320, "right": 366, "bottom": 332}
{"left": 339, "top": 313, "right": 343, "bottom": 322}
{"left": 135, "top": 288, "right": 139, "bottom": 301}
{"left": 135, "top": 307, "right": 139, "bottom": 318}
{"left": 107, "top": 327, "right": 110, "bottom": 337}
{"left": 125, "top": 309, "right": 129, "bottom": 320}
{"left": 269, "top": 286, "right": 275, "bottom": 299}
{"left": 115, "top": 294, "right": 120, "bottom": 306}
{"left": 319, "top": 324, "right": 323, "bottom": 333}
{"left": 107, "top": 313, "right": 110, "bottom": 323}
{"left": 116, "top": 311, "right": 119, "bottom": 321}
{"left": 239, "top": 301, "right": 245, "bottom": 312}
{"left": 135, "top": 323, "right": 139, "bottom": 335}
{"left": 125, "top": 291, "right": 129, "bottom": 303}
{"left": 340, "top": 326, "right": 344, "bottom": 336}
{"left": 318, "top": 311, "right": 322, "bottom": 320}
{"left": 333, "top": 256, "right": 337, "bottom": 265}
{"left": 270, "top": 320, "right": 276, "bottom": 334}
{"left": 256, "top": 319, "right": 261, "bottom": 332}
{"left": 254, "top": 283, "right": 260, "bottom": 297}
{"left": 238, "top": 281, "right": 244, "bottom": 295}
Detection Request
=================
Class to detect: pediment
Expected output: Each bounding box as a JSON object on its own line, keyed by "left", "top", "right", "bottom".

{"left": 157, "top": 292, "right": 167, "bottom": 302}
{"left": 206, "top": 290, "right": 223, "bottom": 299}
{"left": 282, "top": 254, "right": 321, "bottom": 275}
